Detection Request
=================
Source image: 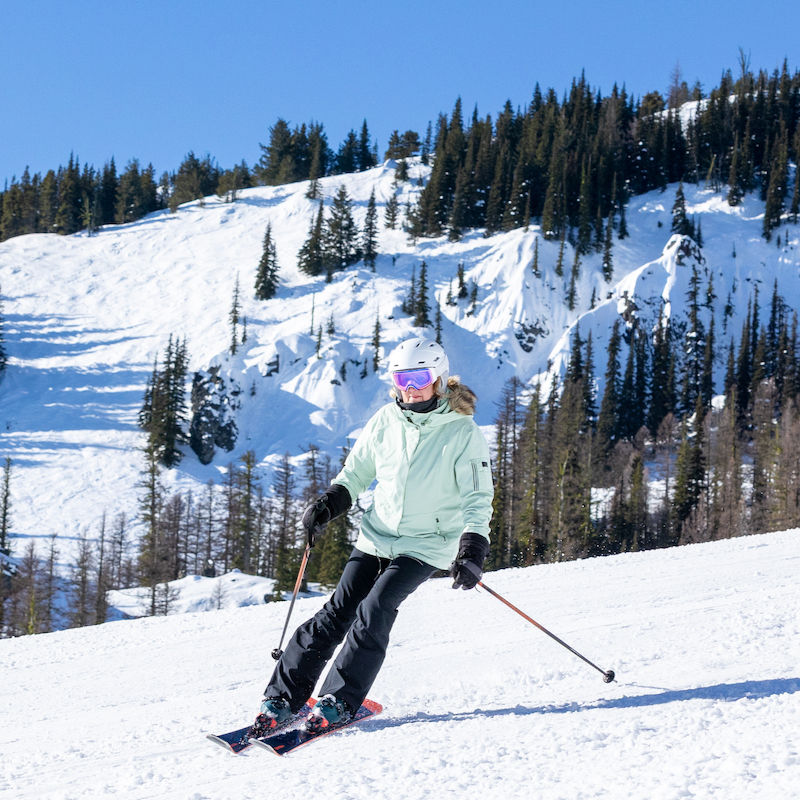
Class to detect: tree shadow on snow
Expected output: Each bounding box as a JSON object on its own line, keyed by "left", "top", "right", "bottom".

{"left": 369, "top": 678, "right": 800, "bottom": 730}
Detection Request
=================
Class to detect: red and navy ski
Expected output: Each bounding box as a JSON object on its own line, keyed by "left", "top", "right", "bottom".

{"left": 206, "top": 699, "right": 316, "bottom": 754}
{"left": 250, "top": 699, "right": 383, "bottom": 756}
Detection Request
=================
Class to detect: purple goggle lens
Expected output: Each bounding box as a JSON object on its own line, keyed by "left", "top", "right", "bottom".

{"left": 391, "top": 368, "right": 436, "bottom": 392}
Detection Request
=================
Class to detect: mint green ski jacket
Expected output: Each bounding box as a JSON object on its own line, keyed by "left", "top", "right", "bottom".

{"left": 332, "top": 386, "right": 494, "bottom": 571}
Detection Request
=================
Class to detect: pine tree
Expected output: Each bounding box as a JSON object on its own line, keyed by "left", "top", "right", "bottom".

{"left": 671, "top": 181, "right": 693, "bottom": 237}
{"left": 649, "top": 309, "right": 675, "bottom": 433}
{"left": 532, "top": 237, "right": 540, "bottom": 277}
{"left": 680, "top": 265, "right": 706, "bottom": 415}
{"left": 230, "top": 276, "right": 241, "bottom": 355}
{"left": 0, "top": 457, "right": 11, "bottom": 552}
{"left": 554, "top": 232, "right": 566, "bottom": 277}
{"left": 0, "top": 284, "right": 7, "bottom": 377}
{"left": 762, "top": 125, "right": 789, "bottom": 240}
{"left": 358, "top": 120, "right": 376, "bottom": 171}
{"left": 384, "top": 193, "right": 399, "bottom": 229}
{"left": 140, "top": 336, "right": 189, "bottom": 468}
{"left": 372, "top": 314, "right": 381, "bottom": 371}
{"left": 577, "top": 161, "right": 593, "bottom": 254}
{"left": 271, "top": 453, "right": 298, "bottom": 597}
{"left": 566, "top": 249, "right": 580, "bottom": 310}
{"left": 362, "top": 188, "right": 378, "bottom": 271}
{"left": 297, "top": 201, "right": 325, "bottom": 277}
{"left": 602, "top": 213, "right": 614, "bottom": 282}
{"left": 254, "top": 222, "right": 280, "bottom": 300}
{"left": 457, "top": 263, "right": 468, "bottom": 298}
{"left": 323, "top": 184, "right": 360, "bottom": 276}
{"left": 414, "top": 261, "right": 431, "bottom": 328}
{"left": 596, "top": 320, "right": 622, "bottom": 456}
{"left": 137, "top": 440, "right": 165, "bottom": 616}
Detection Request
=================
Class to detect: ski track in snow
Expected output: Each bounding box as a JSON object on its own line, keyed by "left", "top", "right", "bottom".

{"left": 2, "top": 529, "right": 799, "bottom": 799}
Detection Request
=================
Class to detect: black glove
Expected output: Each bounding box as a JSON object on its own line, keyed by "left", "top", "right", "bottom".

{"left": 449, "top": 532, "right": 490, "bottom": 590}
{"left": 301, "top": 484, "right": 352, "bottom": 547}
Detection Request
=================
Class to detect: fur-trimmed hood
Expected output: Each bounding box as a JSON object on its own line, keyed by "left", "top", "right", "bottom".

{"left": 444, "top": 376, "right": 477, "bottom": 416}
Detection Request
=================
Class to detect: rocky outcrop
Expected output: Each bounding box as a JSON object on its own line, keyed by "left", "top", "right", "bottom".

{"left": 189, "top": 366, "right": 239, "bottom": 464}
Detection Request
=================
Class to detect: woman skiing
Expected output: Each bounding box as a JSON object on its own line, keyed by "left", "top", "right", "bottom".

{"left": 255, "top": 337, "right": 494, "bottom": 733}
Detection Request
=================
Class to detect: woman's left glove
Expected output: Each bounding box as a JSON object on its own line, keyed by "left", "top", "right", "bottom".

{"left": 449, "top": 532, "right": 490, "bottom": 590}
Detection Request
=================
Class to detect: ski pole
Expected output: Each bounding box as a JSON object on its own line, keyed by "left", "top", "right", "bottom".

{"left": 271, "top": 544, "right": 312, "bottom": 661}
{"left": 466, "top": 564, "right": 615, "bottom": 682}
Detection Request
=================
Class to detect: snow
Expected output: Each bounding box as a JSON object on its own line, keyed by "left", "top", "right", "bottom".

{"left": 2, "top": 161, "right": 799, "bottom": 573}
{"left": 2, "top": 528, "right": 799, "bottom": 799}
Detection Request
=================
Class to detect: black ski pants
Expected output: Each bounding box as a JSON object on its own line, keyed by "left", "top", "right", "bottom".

{"left": 265, "top": 547, "right": 436, "bottom": 714}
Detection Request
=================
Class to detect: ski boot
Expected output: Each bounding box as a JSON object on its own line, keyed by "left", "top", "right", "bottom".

{"left": 248, "top": 696, "right": 294, "bottom": 738}
{"left": 303, "top": 694, "right": 353, "bottom": 734}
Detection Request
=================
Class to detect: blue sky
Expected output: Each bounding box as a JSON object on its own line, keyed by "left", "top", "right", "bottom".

{"left": 2, "top": 0, "right": 798, "bottom": 185}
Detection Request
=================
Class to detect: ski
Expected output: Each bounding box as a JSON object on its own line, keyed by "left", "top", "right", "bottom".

{"left": 206, "top": 699, "right": 316, "bottom": 754}
{"left": 249, "top": 698, "right": 383, "bottom": 756}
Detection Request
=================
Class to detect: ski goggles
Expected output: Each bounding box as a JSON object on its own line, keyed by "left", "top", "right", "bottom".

{"left": 391, "top": 368, "right": 436, "bottom": 392}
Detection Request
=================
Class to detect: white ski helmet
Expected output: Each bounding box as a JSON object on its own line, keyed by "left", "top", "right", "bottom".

{"left": 388, "top": 338, "right": 449, "bottom": 392}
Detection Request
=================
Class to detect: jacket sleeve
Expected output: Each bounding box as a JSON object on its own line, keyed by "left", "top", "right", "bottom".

{"left": 331, "top": 412, "right": 379, "bottom": 504}
{"left": 453, "top": 422, "right": 494, "bottom": 541}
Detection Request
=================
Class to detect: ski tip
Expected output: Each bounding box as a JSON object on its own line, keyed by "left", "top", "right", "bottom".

{"left": 206, "top": 734, "right": 241, "bottom": 753}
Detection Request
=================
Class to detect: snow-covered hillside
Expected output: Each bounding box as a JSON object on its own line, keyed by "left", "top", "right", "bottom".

{"left": 0, "top": 158, "right": 798, "bottom": 565}
{"left": 2, "top": 529, "right": 798, "bottom": 799}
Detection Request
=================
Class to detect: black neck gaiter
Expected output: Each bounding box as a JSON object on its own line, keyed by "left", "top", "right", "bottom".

{"left": 396, "top": 396, "right": 439, "bottom": 414}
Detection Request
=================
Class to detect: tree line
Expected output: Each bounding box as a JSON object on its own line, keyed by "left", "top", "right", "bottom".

{"left": 409, "top": 61, "right": 799, "bottom": 246}
{"left": 4, "top": 62, "right": 798, "bottom": 246}
{"left": 0, "top": 119, "right": 380, "bottom": 241}
{"left": 488, "top": 275, "right": 800, "bottom": 568}
{"left": 0, "top": 442, "right": 356, "bottom": 636}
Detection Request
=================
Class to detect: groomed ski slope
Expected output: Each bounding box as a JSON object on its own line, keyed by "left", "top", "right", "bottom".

{"left": 2, "top": 529, "right": 798, "bottom": 800}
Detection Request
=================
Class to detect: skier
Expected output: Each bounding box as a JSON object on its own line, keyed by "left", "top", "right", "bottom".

{"left": 256, "top": 337, "right": 494, "bottom": 733}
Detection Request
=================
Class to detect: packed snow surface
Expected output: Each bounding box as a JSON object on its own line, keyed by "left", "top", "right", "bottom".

{"left": 2, "top": 529, "right": 799, "bottom": 799}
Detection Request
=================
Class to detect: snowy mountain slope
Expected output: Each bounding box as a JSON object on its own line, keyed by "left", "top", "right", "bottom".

{"left": 0, "top": 157, "right": 798, "bottom": 568}
{"left": 2, "top": 529, "right": 798, "bottom": 799}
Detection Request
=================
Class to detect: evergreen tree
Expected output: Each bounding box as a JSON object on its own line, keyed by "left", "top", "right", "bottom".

{"left": 602, "top": 213, "right": 614, "bottom": 282}
{"left": 762, "top": 124, "right": 789, "bottom": 240}
{"left": 230, "top": 276, "right": 241, "bottom": 355}
{"left": 554, "top": 232, "right": 566, "bottom": 277}
{"left": 566, "top": 249, "right": 580, "bottom": 310}
{"left": 0, "top": 457, "right": 11, "bottom": 552}
{"left": 532, "top": 237, "right": 540, "bottom": 277}
{"left": 576, "top": 161, "right": 593, "bottom": 254}
{"left": 671, "top": 181, "right": 693, "bottom": 237}
{"left": 372, "top": 314, "right": 381, "bottom": 371}
{"left": 254, "top": 223, "right": 280, "bottom": 300}
{"left": 0, "top": 284, "right": 7, "bottom": 377}
{"left": 680, "top": 265, "right": 706, "bottom": 415}
{"left": 457, "top": 263, "right": 468, "bottom": 298}
{"left": 297, "top": 201, "right": 325, "bottom": 277}
{"left": 596, "top": 320, "right": 622, "bottom": 457}
{"left": 384, "top": 193, "right": 399, "bottom": 229}
{"left": 271, "top": 453, "right": 298, "bottom": 597}
{"left": 323, "top": 184, "right": 360, "bottom": 276}
{"left": 649, "top": 309, "right": 675, "bottom": 434}
{"left": 362, "top": 188, "right": 378, "bottom": 270}
{"left": 414, "top": 261, "right": 431, "bottom": 328}
{"left": 358, "top": 120, "right": 377, "bottom": 171}
{"left": 140, "top": 336, "right": 190, "bottom": 468}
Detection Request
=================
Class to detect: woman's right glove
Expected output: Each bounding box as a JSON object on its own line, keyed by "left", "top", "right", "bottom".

{"left": 449, "top": 532, "right": 490, "bottom": 590}
{"left": 301, "top": 483, "right": 352, "bottom": 547}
